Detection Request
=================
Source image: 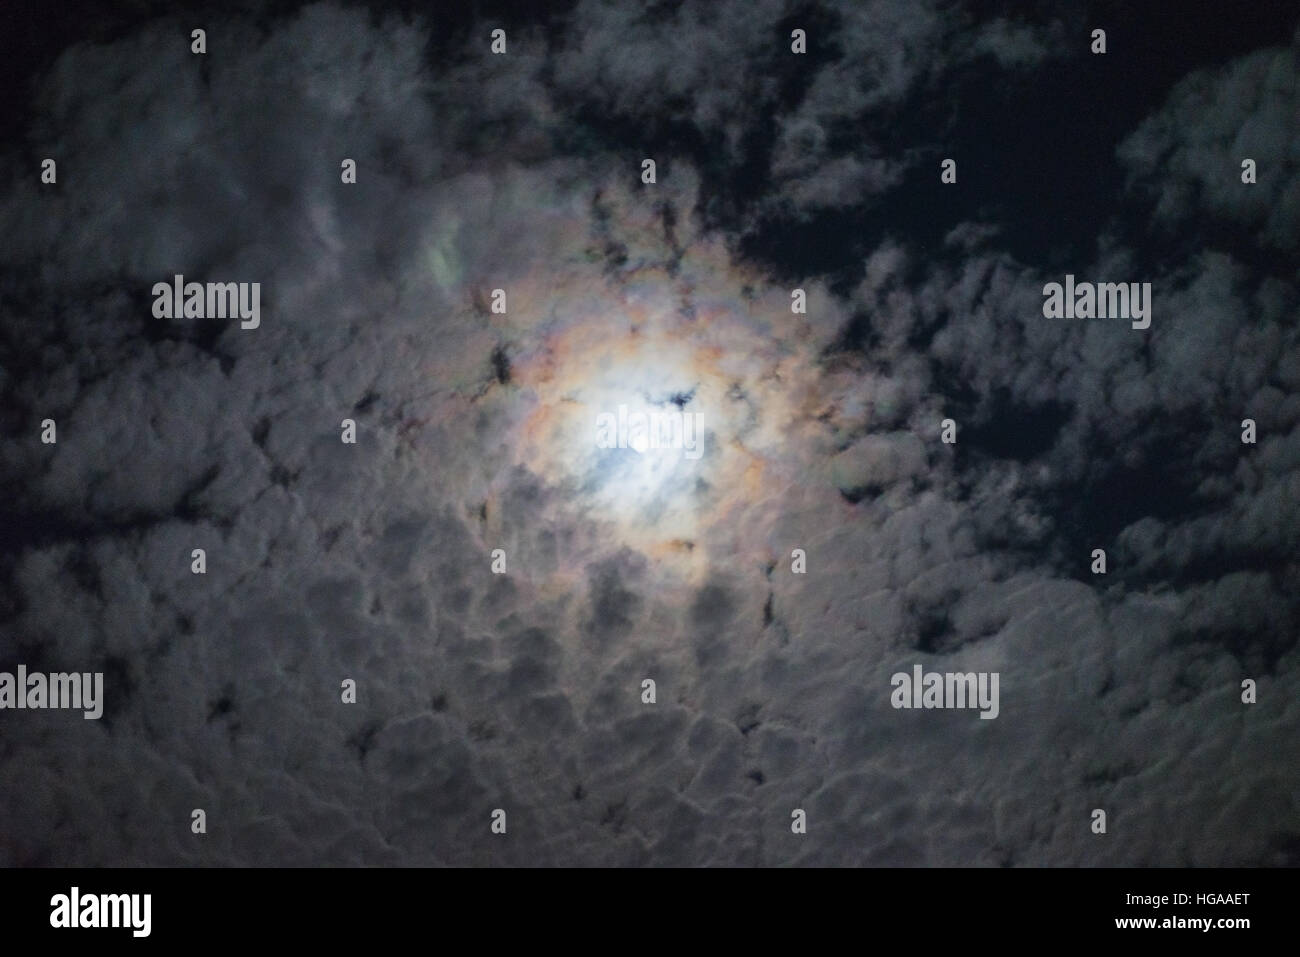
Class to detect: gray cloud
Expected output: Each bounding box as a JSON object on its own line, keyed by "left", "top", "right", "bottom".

{"left": 1118, "top": 26, "right": 1300, "bottom": 250}
{"left": 0, "top": 1, "right": 1295, "bottom": 868}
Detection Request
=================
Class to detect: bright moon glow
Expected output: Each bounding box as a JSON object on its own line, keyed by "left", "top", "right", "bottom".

{"left": 454, "top": 217, "right": 837, "bottom": 582}
{"left": 514, "top": 324, "right": 720, "bottom": 545}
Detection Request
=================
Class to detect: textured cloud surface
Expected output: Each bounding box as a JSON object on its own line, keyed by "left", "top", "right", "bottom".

{"left": 0, "top": 2, "right": 1296, "bottom": 866}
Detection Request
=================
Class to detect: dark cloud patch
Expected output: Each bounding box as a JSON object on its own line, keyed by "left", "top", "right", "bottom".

{"left": 957, "top": 388, "right": 1074, "bottom": 463}
{"left": 584, "top": 554, "right": 645, "bottom": 643}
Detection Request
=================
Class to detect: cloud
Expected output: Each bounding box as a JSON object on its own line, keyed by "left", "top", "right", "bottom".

{"left": 1117, "top": 26, "right": 1300, "bottom": 250}
{"left": 0, "top": 1, "right": 1295, "bottom": 868}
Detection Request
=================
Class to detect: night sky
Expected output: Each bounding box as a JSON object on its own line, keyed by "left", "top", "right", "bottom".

{"left": 1, "top": 0, "right": 1298, "bottom": 867}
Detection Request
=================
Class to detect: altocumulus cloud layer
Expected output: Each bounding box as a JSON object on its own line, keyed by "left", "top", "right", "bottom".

{"left": 0, "top": 1, "right": 1297, "bottom": 866}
